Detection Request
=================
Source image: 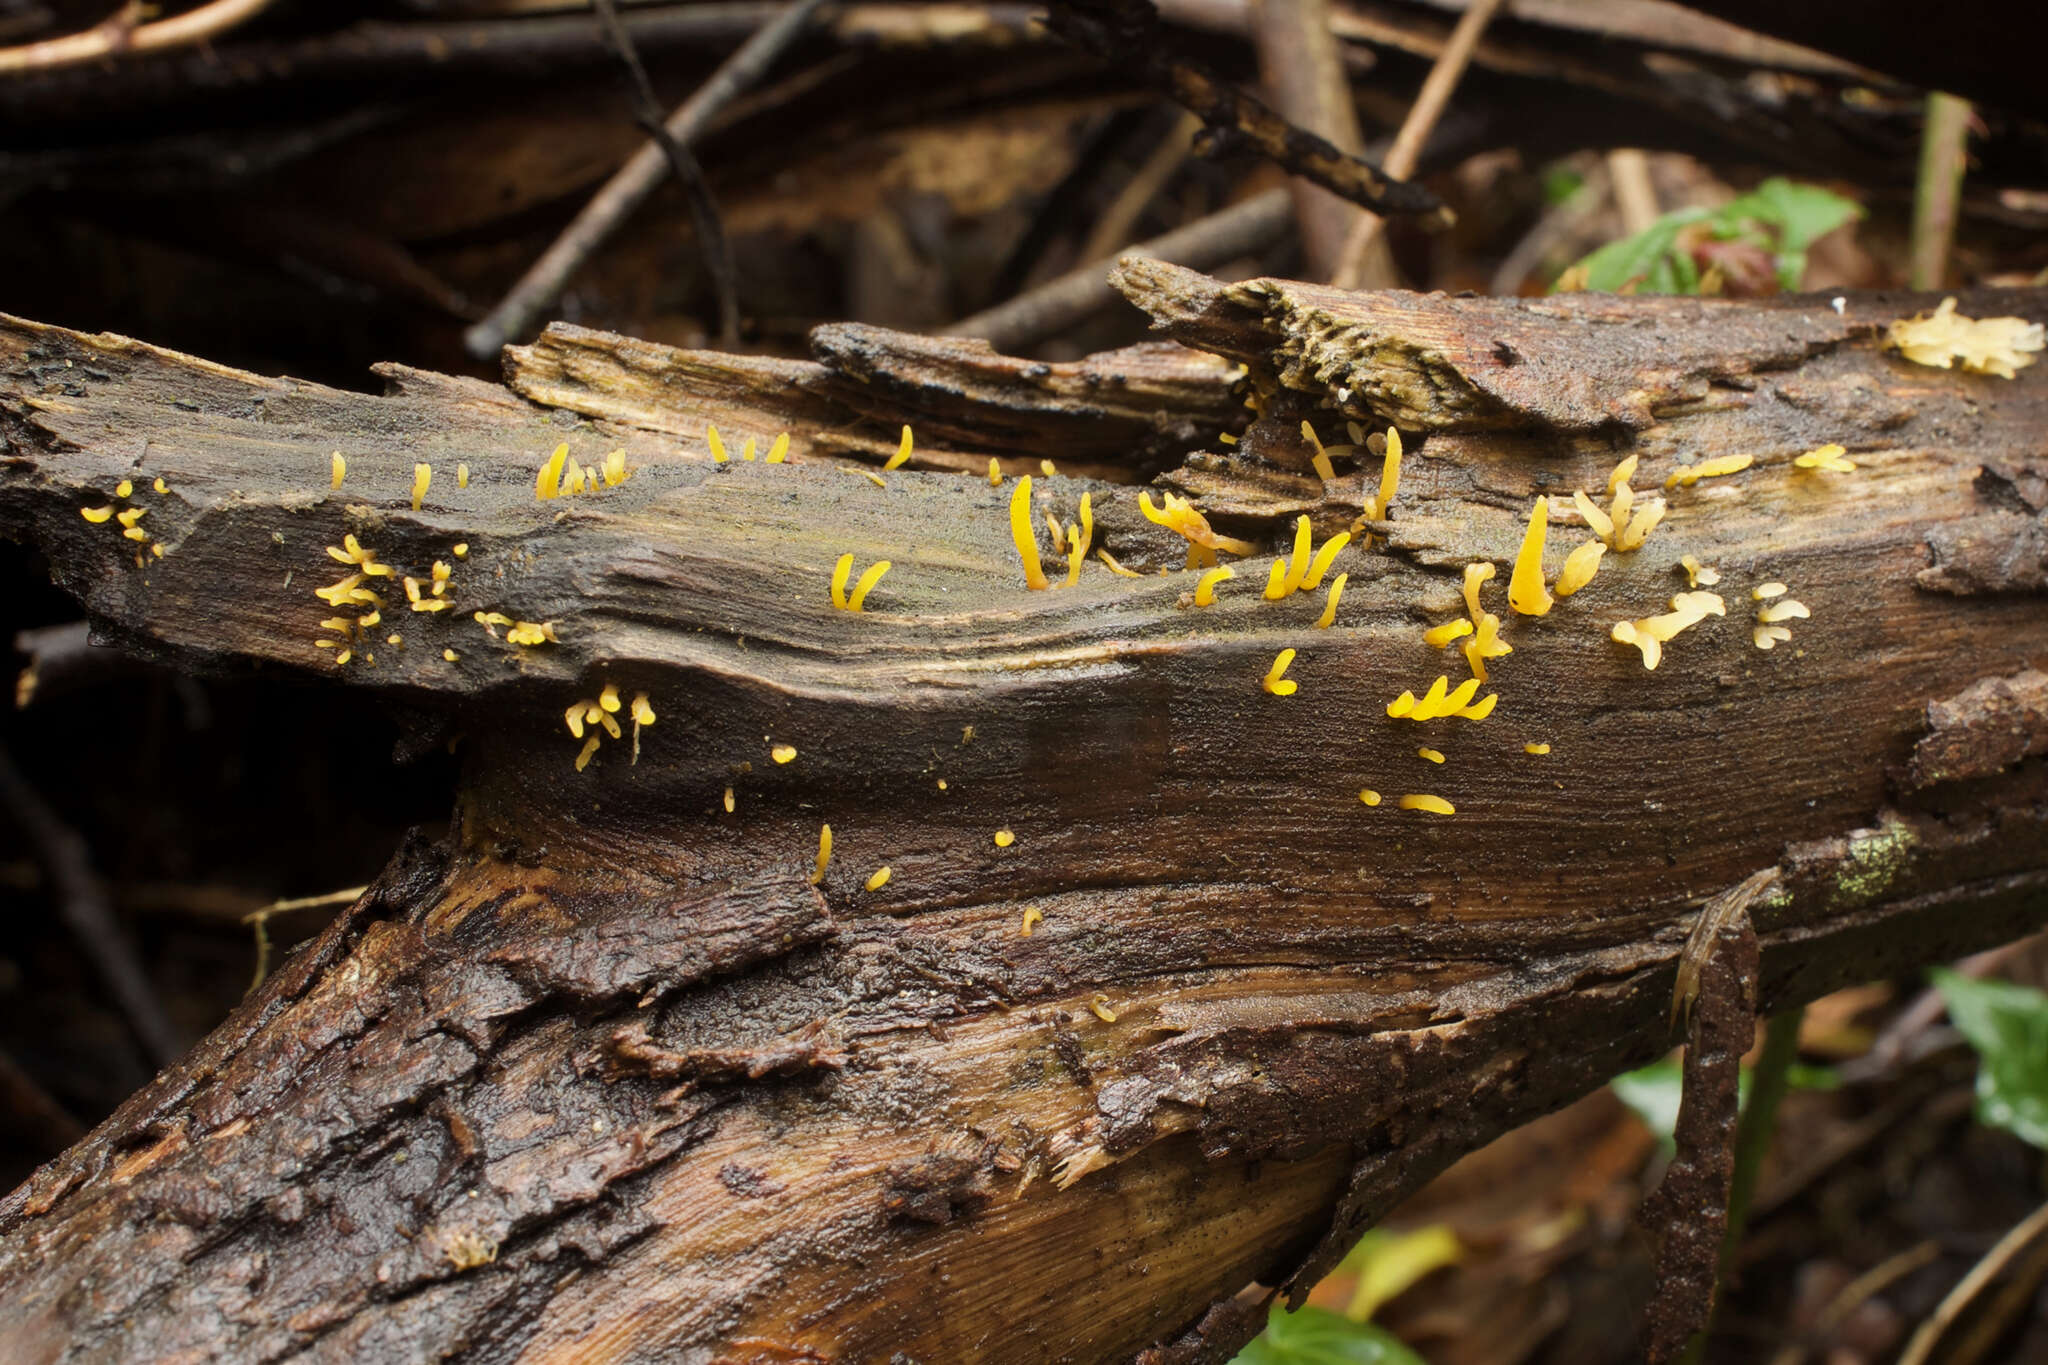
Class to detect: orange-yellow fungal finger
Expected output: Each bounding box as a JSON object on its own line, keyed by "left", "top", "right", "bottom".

{"left": 1462, "top": 562, "right": 1494, "bottom": 622}
{"left": 1301, "top": 531, "right": 1351, "bottom": 591}
{"left": 1194, "top": 565, "right": 1234, "bottom": 606}
{"left": 885, "top": 425, "right": 913, "bottom": 471}
{"left": 1261, "top": 648, "right": 1297, "bottom": 696}
{"left": 830, "top": 552, "right": 854, "bottom": 609}
{"left": 1314, "top": 573, "right": 1346, "bottom": 629}
{"left": 811, "top": 825, "right": 833, "bottom": 885}
{"left": 1507, "top": 496, "right": 1554, "bottom": 616}
{"left": 1555, "top": 541, "right": 1605, "bottom": 597}
{"left": 1400, "top": 793, "right": 1455, "bottom": 815}
{"left": 1010, "top": 475, "right": 1048, "bottom": 590}
{"left": 1263, "top": 558, "right": 1291, "bottom": 601}
{"left": 1424, "top": 618, "right": 1472, "bottom": 648}
{"left": 848, "top": 560, "right": 892, "bottom": 611}
{"left": 536, "top": 443, "right": 568, "bottom": 499}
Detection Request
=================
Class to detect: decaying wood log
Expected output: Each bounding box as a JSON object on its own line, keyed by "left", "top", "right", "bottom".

{"left": 0, "top": 269, "right": 2045, "bottom": 1363}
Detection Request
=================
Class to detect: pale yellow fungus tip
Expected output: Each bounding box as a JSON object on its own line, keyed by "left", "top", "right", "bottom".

{"left": 1262, "top": 648, "right": 1298, "bottom": 696}
{"left": 152, "top": 476, "right": 168, "bottom": 494}
{"left": 1400, "top": 794, "right": 1455, "bottom": 815}
{"left": 1680, "top": 554, "right": 1721, "bottom": 589}
{"left": 80, "top": 506, "right": 113, "bottom": 523}
{"left": 1418, "top": 747, "right": 1445, "bottom": 764}
{"left": 1666, "top": 453, "right": 1753, "bottom": 489}
{"left": 1461, "top": 562, "right": 1495, "bottom": 622}
{"left": 1301, "top": 530, "right": 1351, "bottom": 592}
{"left": 766, "top": 433, "right": 789, "bottom": 465}
{"left": 988, "top": 457, "right": 1002, "bottom": 486}
{"left": 412, "top": 463, "right": 431, "bottom": 511}
{"left": 603, "top": 449, "right": 628, "bottom": 485}
{"left": 1424, "top": 618, "right": 1473, "bottom": 648}
{"left": 123, "top": 527, "right": 149, "bottom": 542}
{"left": 330, "top": 453, "right": 346, "bottom": 489}
{"left": 1096, "top": 549, "right": 1143, "bottom": 578}
{"left": 811, "top": 824, "right": 832, "bottom": 884}
{"left": 631, "top": 692, "right": 655, "bottom": 726}
{"left": 886, "top": 426, "right": 913, "bottom": 471}
{"left": 1754, "top": 624, "right": 1793, "bottom": 650}
{"left": 1525, "top": 742, "right": 1551, "bottom": 755}
{"left": 1359, "top": 789, "right": 1382, "bottom": 806}
{"left": 1888, "top": 297, "right": 2044, "bottom": 378}
{"left": 849, "top": 559, "right": 892, "bottom": 611}
{"left": 598, "top": 682, "right": 621, "bottom": 712}
{"left": 150, "top": 543, "right": 164, "bottom": 559}
{"left": 1507, "top": 496, "right": 1554, "bottom": 616}
{"left": 1040, "top": 458, "right": 1058, "bottom": 477}
{"left": 1193, "top": 565, "right": 1235, "bottom": 606}
{"left": 114, "top": 478, "right": 133, "bottom": 499}
{"left": 865, "top": 867, "right": 892, "bottom": 892}
{"left": 1010, "top": 476, "right": 1049, "bottom": 590}
{"left": 1387, "top": 691, "right": 1416, "bottom": 719}
{"left": 453, "top": 542, "right": 469, "bottom": 558}
{"left": 443, "top": 649, "right": 459, "bottom": 662}
{"left": 723, "top": 786, "right": 736, "bottom": 814}
{"left": 535, "top": 443, "right": 569, "bottom": 499}
{"left": 706, "top": 425, "right": 728, "bottom": 464}
{"left": 1314, "top": 573, "right": 1347, "bottom": 629}
{"left": 1555, "top": 540, "right": 1605, "bottom": 597}
{"left": 1614, "top": 498, "right": 1667, "bottom": 551}
{"left": 457, "top": 462, "right": 470, "bottom": 489}
{"left": 1793, "top": 443, "right": 1856, "bottom": 473}
{"left": 1090, "top": 994, "right": 1119, "bottom": 1024}
{"left": 994, "top": 829, "right": 1015, "bottom": 848}
{"left": 1606, "top": 454, "right": 1639, "bottom": 496}
{"left": 1758, "top": 599, "right": 1810, "bottom": 624}
{"left": 740, "top": 436, "right": 756, "bottom": 463}
{"left": 1753, "top": 581, "right": 1788, "bottom": 600}
{"left": 574, "top": 736, "right": 601, "bottom": 772}
{"left": 1300, "top": 421, "right": 1335, "bottom": 482}
{"left": 116, "top": 507, "right": 145, "bottom": 529}
{"left": 771, "top": 744, "right": 797, "bottom": 765}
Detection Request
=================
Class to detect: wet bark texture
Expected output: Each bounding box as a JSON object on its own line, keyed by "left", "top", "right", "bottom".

{"left": 1, "top": 270, "right": 2046, "bottom": 1364}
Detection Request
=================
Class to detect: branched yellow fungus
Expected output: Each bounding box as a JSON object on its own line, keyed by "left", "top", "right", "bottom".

{"left": 1757, "top": 599, "right": 1809, "bottom": 624}
{"left": 1262, "top": 648, "right": 1298, "bottom": 696}
{"left": 1314, "top": 573, "right": 1347, "bottom": 629}
{"left": 1665, "top": 453, "right": 1753, "bottom": 489}
{"left": 1793, "top": 443, "right": 1857, "bottom": 472}
{"left": 574, "top": 736, "right": 601, "bottom": 771}
{"left": 1010, "top": 476, "right": 1049, "bottom": 590}
{"left": 1300, "top": 421, "right": 1336, "bottom": 481}
{"left": 1063, "top": 492, "right": 1094, "bottom": 587}
{"left": 1359, "top": 789, "right": 1382, "bottom": 806}
{"left": 80, "top": 506, "right": 113, "bottom": 523}
{"left": 811, "top": 825, "right": 832, "bottom": 884}
{"left": 1301, "top": 530, "right": 1350, "bottom": 591}
{"left": 1400, "top": 794, "right": 1455, "bottom": 815}
{"left": 412, "top": 463, "right": 431, "bottom": 510}
{"left": 506, "top": 621, "right": 557, "bottom": 646}
{"left": 994, "top": 829, "right": 1015, "bottom": 848}
{"left": 1462, "top": 562, "right": 1494, "bottom": 623}
{"left": 1424, "top": 619, "right": 1473, "bottom": 647}
{"left": 1137, "top": 491, "right": 1257, "bottom": 557}
{"left": 1262, "top": 557, "right": 1291, "bottom": 601}
{"left": 1097, "top": 549, "right": 1143, "bottom": 578}
{"left": 885, "top": 425, "right": 913, "bottom": 471}
{"left": 1194, "top": 565, "right": 1235, "bottom": 605}
{"left": 1090, "top": 995, "right": 1119, "bottom": 1023}
{"left": 1612, "top": 591, "right": 1725, "bottom": 670}
{"left": 1021, "top": 908, "right": 1042, "bottom": 936}
{"left": 330, "top": 452, "right": 346, "bottom": 489}
{"left": 536, "top": 443, "right": 568, "bottom": 499}
{"left": 1887, "top": 297, "right": 2044, "bottom": 378}
{"left": 316, "top": 574, "right": 365, "bottom": 607}
{"left": 1419, "top": 747, "right": 1445, "bottom": 764}
{"left": 1525, "top": 742, "right": 1550, "bottom": 755}
{"left": 1555, "top": 541, "right": 1605, "bottom": 597}
{"left": 706, "top": 425, "right": 728, "bottom": 464}
{"left": 848, "top": 560, "right": 891, "bottom": 611}
{"left": 1508, "top": 497, "right": 1554, "bottom": 616}
{"left": 1614, "top": 499, "right": 1667, "bottom": 551}
{"left": 457, "top": 462, "right": 469, "bottom": 489}
{"left": 116, "top": 507, "right": 145, "bottom": 529}
{"left": 771, "top": 744, "right": 797, "bottom": 764}
{"left": 1754, "top": 624, "right": 1793, "bottom": 650}
{"left": 1459, "top": 617, "right": 1507, "bottom": 688}
{"left": 988, "top": 458, "right": 1001, "bottom": 486}
{"left": 1680, "top": 555, "right": 1720, "bottom": 588}
{"left": 865, "top": 867, "right": 892, "bottom": 892}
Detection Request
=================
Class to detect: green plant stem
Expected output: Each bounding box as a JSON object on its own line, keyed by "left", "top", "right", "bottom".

{"left": 1910, "top": 92, "right": 1971, "bottom": 290}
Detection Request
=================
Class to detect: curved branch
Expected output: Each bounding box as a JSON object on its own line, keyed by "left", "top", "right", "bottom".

{"left": 0, "top": 0, "right": 274, "bottom": 76}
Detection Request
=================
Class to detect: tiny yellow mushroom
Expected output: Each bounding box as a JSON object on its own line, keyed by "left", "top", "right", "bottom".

{"left": 457, "top": 463, "right": 470, "bottom": 489}
{"left": 1262, "top": 648, "right": 1298, "bottom": 696}
{"left": 1424, "top": 618, "right": 1473, "bottom": 648}
{"left": 1089, "top": 995, "right": 1119, "bottom": 1023}
{"left": 1507, "top": 496, "right": 1554, "bottom": 616}
{"left": 412, "top": 463, "right": 431, "bottom": 511}
{"left": 115, "top": 479, "right": 133, "bottom": 499}
{"left": 330, "top": 452, "right": 346, "bottom": 489}
{"left": 1194, "top": 565, "right": 1235, "bottom": 606}
{"left": 443, "top": 649, "right": 459, "bottom": 662}
{"left": 706, "top": 424, "right": 728, "bottom": 464}
{"left": 766, "top": 433, "right": 789, "bottom": 464}
{"left": 885, "top": 426, "right": 913, "bottom": 471}
{"left": 1665, "top": 453, "right": 1753, "bottom": 489}
{"left": 848, "top": 560, "right": 891, "bottom": 611}
{"left": 1793, "top": 443, "right": 1856, "bottom": 472}
{"left": 152, "top": 476, "right": 168, "bottom": 494}
{"left": 1262, "top": 558, "right": 1291, "bottom": 601}
{"left": 1359, "top": 789, "right": 1382, "bottom": 806}
{"left": 865, "top": 867, "right": 892, "bottom": 892}
{"left": 80, "top": 506, "right": 113, "bottom": 523}
{"left": 1418, "top": 747, "right": 1445, "bottom": 764}
{"left": 536, "top": 443, "right": 568, "bottom": 499}
{"left": 994, "top": 828, "right": 1015, "bottom": 848}
{"left": 771, "top": 744, "right": 797, "bottom": 764}
{"left": 1021, "top": 908, "right": 1042, "bottom": 936}
{"left": 811, "top": 825, "right": 833, "bottom": 884}
{"left": 1554, "top": 541, "right": 1606, "bottom": 597}
{"left": 603, "top": 449, "right": 628, "bottom": 485}
{"left": 724, "top": 786, "right": 736, "bottom": 813}
{"left": 1314, "top": 573, "right": 1347, "bottom": 629}
{"left": 1301, "top": 530, "right": 1350, "bottom": 591}
{"left": 1462, "top": 562, "right": 1494, "bottom": 623}
{"left": 1009, "top": 476, "right": 1049, "bottom": 590}
{"left": 1400, "top": 794, "right": 1455, "bottom": 815}
{"left": 575, "top": 736, "right": 601, "bottom": 771}
{"left": 988, "top": 457, "right": 1001, "bottom": 486}
{"left": 1300, "top": 421, "right": 1336, "bottom": 481}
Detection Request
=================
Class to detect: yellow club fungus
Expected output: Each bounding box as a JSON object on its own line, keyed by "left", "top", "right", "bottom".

{"left": 330, "top": 452, "right": 346, "bottom": 489}
{"left": 1754, "top": 624, "right": 1793, "bottom": 650}
{"left": 1041, "top": 459, "right": 1058, "bottom": 477}
{"left": 115, "top": 478, "right": 133, "bottom": 498}
{"left": 848, "top": 560, "right": 891, "bottom": 611}
{"left": 1063, "top": 493, "right": 1094, "bottom": 587}
{"left": 1387, "top": 691, "right": 1416, "bottom": 718}
{"left": 811, "top": 824, "right": 832, "bottom": 884}
{"left": 505, "top": 621, "right": 558, "bottom": 646}
{"left": 1090, "top": 995, "right": 1119, "bottom": 1024}
{"left": 886, "top": 426, "right": 913, "bottom": 471}
{"left": 1194, "top": 565, "right": 1234, "bottom": 605}
{"left": 574, "top": 736, "right": 601, "bottom": 771}
{"left": 771, "top": 744, "right": 797, "bottom": 764}
{"left": 631, "top": 692, "right": 655, "bottom": 728}
{"left": 457, "top": 463, "right": 469, "bottom": 489}
{"left": 1263, "top": 558, "right": 1291, "bottom": 601}
{"left": 1419, "top": 747, "right": 1445, "bottom": 764}
{"left": 1462, "top": 562, "right": 1494, "bottom": 623}
{"left": 564, "top": 455, "right": 587, "bottom": 494}
{"left": 80, "top": 506, "right": 113, "bottom": 523}
{"left": 1461, "top": 613, "right": 1511, "bottom": 685}
{"left": 1352, "top": 427, "right": 1403, "bottom": 532}
{"left": 150, "top": 543, "right": 164, "bottom": 558}
{"left": 857, "top": 470, "right": 886, "bottom": 488}
{"left": 1887, "top": 297, "right": 2045, "bottom": 378}
{"left": 1665, "top": 453, "right": 1753, "bottom": 489}
{"left": 1020, "top": 908, "right": 1042, "bottom": 936}
{"left": 1400, "top": 794, "right": 1455, "bottom": 815}
{"left": 536, "top": 443, "right": 568, "bottom": 499}
{"left": 830, "top": 554, "right": 853, "bottom": 609}
{"left": 724, "top": 787, "right": 736, "bottom": 814}
{"left": 1044, "top": 510, "right": 1067, "bottom": 555}
{"left": 740, "top": 437, "right": 756, "bottom": 463}
{"left": 1749, "top": 583, "right": 1788, "bottom": 603}
{"left": 1555, "top": 541, "right": 1605, "bottom": 597}
{"left": 987, "top": 458, "right": 1001, "bottom": 486}
{"left": 386, "top": 634, "right": 402, "bottom": 646}
{"left": 865, "top": 867, "right": 892, "bottom": 892}
{"left": 1508, "top": 497, "right": 1554, "bottom": 616}
{"left": 443, "top": 649, "right": 459, "bottom": 662}
{"left": 1611, "top": 591, "right": 1726, "bottom": 670}
{"left": 1614, "top": 499, "right": 1667, "bottom": 551}
{"left": 706, "top": 425, "right": 728, "bottom": 463}
{"left": 1301, "top": 530, "right": 1350, "bottom": 592}
{"left": 1793, "top": 444, "right": 1856, "bottom": 472}
{"left": 452, "top": 543, "right": 468, "bottom": 558}
{"left": 1359, "top": 789, "right": 1382, "bottom": 806}
{"left": 1262, "top": 648, "right": 1298, "bottom": 696}
{"left": 1680, "top": 555, "right": 1720, "bottom": 588}
{"left": 1137, "top": 491, "right": 1257, "bottom": 557}
{"left": 1758, "top": 599, "right": 1810, "bottom": 624}
{"left": 1607, "top": 454, "right": 1639, "bottom": 494}
{"left": 603, "top": 450, "right": 628, "bottom": 485}
{"left": 1424, "top": 619, "right": 1473, "bottom": 648}
{"left": 1010, "top": 476, "right": 1049, "bottom": 590}
{"left": 598, "top": 683, "right": 620, "bottom": 712}
{"left": 412, "top": 463, "right": 431, "bottom": 510}
{"left": 431, "top": 560, "right": 452, "bottom": 595}
{"left": 1218, "top": 432, "right": 1238, "bottom": 446}
{"left": 994, "top": 829, "right": 1015, "bottom": 848}
{"left": 1300, "top": 421, "right": 1336, "bottom": 481}
{"left": 122, "top": 527, "right": 149, "bottom": 542}
{"left": 765, "top": 433, "right": 789, "bottom": 464}
{"left": 1572, "top": 491, "right": 1614, "bottom": 544}
{"left": 1096, "top": 549, "right": 1143, "bottom": 578}
{"left": 1314, "top": 573, "right": 1347, "bottom": 629}
{"left": 116, "top": 507, "right": 145, "bottom": 529}
{"left": 152, "top": 476, "right": 168, "bottom": 494}
{"left": 1525, "top": 742, "right": 1550, "bottom": 755}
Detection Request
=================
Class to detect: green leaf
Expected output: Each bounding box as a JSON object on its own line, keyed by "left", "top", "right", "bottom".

{"left": 1932, "top": 967, "right": 2048, "bottom": 1149}
{"left": 1554, "top": 177, "right": 1860, "bottom": 295}
{"left": 1610, "top": 1055, "right": 1839, "bottom": 1152}
{"left": 1231, "top": 1305, "right": 1429, "bottom": 1365}
{"left": 1567, "top": 211, "right": 1699, "bottom": 294}
{"left": 1732, "top": 177, "right": 1862, "bottom": 253}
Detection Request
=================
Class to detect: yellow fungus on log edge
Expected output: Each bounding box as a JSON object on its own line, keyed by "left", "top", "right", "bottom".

{"left": 1090, "top": 994, "right": 1119, "bottom": 1023}
{"left": 1508, "top": 497, "right": 1554, "bottom": 616}
{"left": 811, "top": 825, "right": 832, "bottom": 884}
{"left": 1418, "top": 747, "right": 1445, "bottom": 764}
{"left": 771, "top": 744, "right": 797, "bottom": 764}
{"left": 1525, "top": 742, "right": 1550, "bottom": 755}
{"left": 1314, "top": 574, "right": 1347, "bottom": 629}
{"left": 80, "top": 506, "right": 113, "bottom": 523}
{"left": 1793, "top": 443, "right": 1856, "bottom": 473}
{"left": 412, "top": 463, "right": 431, "bottom": 510}
{"left": 865, "top": 867, "right": 892, "bottom": 892}
{"left": 1359, "top": 789, "right": 1382, "bottom": 806}
{"left": 330, "top": 452, "right": 346, "bottom": 489}
{"left": 1424, "top": 618, "right": 1472, "bottom": 648}
{"left": 1400, "top": 794, "right": 1455, "bottom": 815}
{"left": 1010, "top": 476, "right": 1049, "bottom": 590}
{"left": 1555, "top": 541, "right": 1605, "bottom": 597}
{"left": 994, "top": 828, "right": 1015, "bottom": 848}
{"left": 1021, "top": 908, "right": 1042, "bottom": 936}
{"left": 886, "top": 425, "right": 913, "bottom": 471}
{"left": 1665, "top": 453, "right": 1753, "bottom": 489}
{"left": 1194, "top": 565, "right": 1234, "bottom": 606}
{"left": 1262, "top": 648, "right": 1298, "bottom": 696}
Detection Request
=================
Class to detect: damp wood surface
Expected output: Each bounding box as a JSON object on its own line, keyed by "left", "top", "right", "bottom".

{"left": 1, "top": 272, "right": 2046, "bottom": 1364}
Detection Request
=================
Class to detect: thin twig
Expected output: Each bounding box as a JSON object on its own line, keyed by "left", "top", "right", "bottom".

{"left": 0, "top": 0, "right": 271, "bottom": 75}
{"left": 1075, "top": 111, "right": 1200, "bottom": 265}
{"left": 465, "top": 0, "right": 832, "bottom": 359}
{"left": 0, "top": 743, "right": 181, "bottom": 1069}
{"left": 1249, "top": 0, "right": 1365, "bottom": 279}
{"left": 1328, "top": 0, "right": 1502, "bottom": 289}
{"left": 943, "top": 187, "right": 1291, "bottom": 353}
{"left": 1765, "top": 1240, "right": 1940, "bottom": 1365}
{"left": 1897, "top": 1196, "right": 2048, "bottom": 1365}
{"left": 1910, "top": 91, "right": 1972, "bottom": 291}
{"left": 1608, "top": 148, "right": 1661, "bottom": 235}
{"left": 591, "top": 0, "right": 741, "bottom": 346}
{"left": 1722, "top": 1005, "right": 1802, "bottom": 1266}
{"left": 242, "top": 884, "right": 370, "bottom": 994}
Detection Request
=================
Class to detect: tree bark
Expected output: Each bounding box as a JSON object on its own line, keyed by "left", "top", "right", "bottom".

{"left": 1, "top": 272, "right": 2045, "bottom": 1363}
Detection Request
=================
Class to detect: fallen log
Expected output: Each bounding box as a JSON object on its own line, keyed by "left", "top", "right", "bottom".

{"left": 0, "top": 270, "right": 2044, "bottom": 1363}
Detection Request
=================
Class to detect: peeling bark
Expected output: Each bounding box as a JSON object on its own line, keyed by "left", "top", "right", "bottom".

{"left": 2, "top": 271, "right": 2046, "bottom": 1362}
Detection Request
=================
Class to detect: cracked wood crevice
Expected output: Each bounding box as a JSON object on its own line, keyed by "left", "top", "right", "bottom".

{"left": 0, "top": 270, "right": 2045, "bottom": 1363}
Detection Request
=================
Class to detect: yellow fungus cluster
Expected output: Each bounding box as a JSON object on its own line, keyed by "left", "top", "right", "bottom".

{"left": 1349, "top": 427, "right": 1403, "bottom": 537}
{"left": 1611, "top": 591, "right": 1726, "bottom": 670}
{"left": 403, "top": 560, "right": 455, "bottom": 613}
{"left": 563, "top": 681, "right": 655, "bottom": 770}
{"left": 1887, "top": 297, "right": 2044, "bottom": 379}
{"left": 1570, "top": 454, "right": 1665, "bottom": 555}
{"left": 830, "top": 553, "right": 892, "bottom": 611}
{"left": 1138, "top": 490, "right": 1257, "bottom": 564}
{"left": 1008, "top": 477, "right": 1094, "bottom": 589}
{"left": 1792, "top": 443, "right": 1856, "bottom": 473}
{"left": 81, "top": 477, "right": 167, "bottom": 563}
{"left": 1262, "top": 516, "right": 1350, "bottom": 603}
{"left": 313, "top": 536, "right": 396, "bottom": 660}
{"left": 1751, "top": 581, "right": 1809, "bottom": 650}
{"left": 705, "top": 423, "right": 791, "bottom": 466}
{"left": 1387, "top": 675, "right": 1496, "bottom": 722}
{"left": 1664, "top": 453, "right": 1753, "bottom": 490}
{"left": 473, "top": 611, "right": 557, "bottom": 647}
{"left": 1300, "top": 421, "right": 1364, "bottom": 482}
{"left": 536, "top": 443, "right": 635, "bottom": 500}
{"left": 1439, "top": 563, "right": 1514, "bottom": 684}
